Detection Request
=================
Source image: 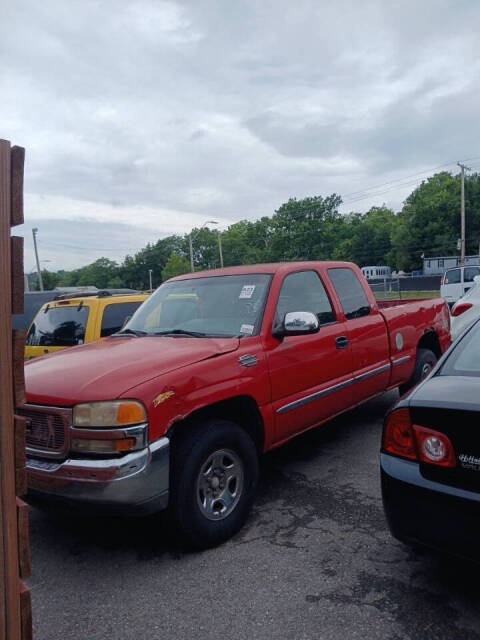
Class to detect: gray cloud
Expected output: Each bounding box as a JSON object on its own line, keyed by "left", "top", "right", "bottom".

{"left": 2, "top": 0, "right": 480, "bottom": 268}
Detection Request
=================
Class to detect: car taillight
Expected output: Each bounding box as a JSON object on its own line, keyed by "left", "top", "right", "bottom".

{"left": 412, "top": 425, "right": 456, "bottom": 467}
{"left": 451, "top": 302, "right": 473, "bottom": 317}
{"left": 382, "top": 409, "right": 417, "bottom": 461}
{"left": 382, "top": 409, "right": 456, "bottom": 467}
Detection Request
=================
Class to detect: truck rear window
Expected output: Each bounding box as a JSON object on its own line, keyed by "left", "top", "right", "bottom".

{"left": 26, "top": 306, "right": 89, "bottom": 347}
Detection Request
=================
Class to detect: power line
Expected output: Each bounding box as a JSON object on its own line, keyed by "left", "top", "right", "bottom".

{"left": 342, "top": 156, "right": 480, "bottom": 204}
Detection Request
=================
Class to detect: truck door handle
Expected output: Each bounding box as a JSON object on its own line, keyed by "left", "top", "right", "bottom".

{"left": 335, "top": 336, "right": 349, "bottom": 349}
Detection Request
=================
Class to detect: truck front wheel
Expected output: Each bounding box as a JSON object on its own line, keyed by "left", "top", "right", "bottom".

{"left": 169, "top": 419, "right": 259, "bottom": 549}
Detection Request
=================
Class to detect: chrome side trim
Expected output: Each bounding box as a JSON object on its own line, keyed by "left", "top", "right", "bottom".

{"left": 354, "top": 363, "right": 391, "bottom": 383}
{"left": 239, "top": 354, "right": 258, "bottom": 367}
{"left": 277, "top": 363, "right": 394, "bottom": 415}
{"left": 392, "top": 355, "right": 411, "bottom": 367}
{"left": 277, "top": 378, "right": 354, "bottom": 414}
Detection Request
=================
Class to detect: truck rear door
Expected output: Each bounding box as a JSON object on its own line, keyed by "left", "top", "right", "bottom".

{"left": 327, "top": 267, "right": 390, "bottom": 403}
{"left": 266, "top": 269, "right": 354, "bottom": 443}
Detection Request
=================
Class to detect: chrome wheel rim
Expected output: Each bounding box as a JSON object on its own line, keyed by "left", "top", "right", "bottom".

{"left": 196, "top": 449, "right": 244, "bottom": 521}
{"left": 421, "top": 362, "right": 433, "bottom": 377}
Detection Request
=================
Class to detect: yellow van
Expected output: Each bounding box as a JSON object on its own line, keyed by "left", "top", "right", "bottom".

{"left": 25, "top": 292, "right": 148, "bottom": 359}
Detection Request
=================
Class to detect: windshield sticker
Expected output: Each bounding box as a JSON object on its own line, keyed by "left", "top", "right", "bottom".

{"left": 239, "top": 285, "right": 256, "bottom": 299}
{"left": 240, "top": 324, "right": 254, "bottom": 335}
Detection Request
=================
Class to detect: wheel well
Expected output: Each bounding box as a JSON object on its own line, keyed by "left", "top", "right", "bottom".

{"left": 417, "top": 331, "right": 441, "bottom": 359}
{"left": 167, "top": 396, "right": 265, "bottom": 453}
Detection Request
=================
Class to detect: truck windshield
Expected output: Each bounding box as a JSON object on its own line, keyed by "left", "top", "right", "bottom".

{"left": 125, "top": 274, "right": 272, "bottom": 337}
{"left": 26, "top": 306, "right": 89, "bottom": 347}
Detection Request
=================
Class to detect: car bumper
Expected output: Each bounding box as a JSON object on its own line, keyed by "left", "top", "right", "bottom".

{"left": 381, "top": 453, "right": 480, "bottom": 561}
{"left": 26, "top": 437, "right": 169, "bottom": 516}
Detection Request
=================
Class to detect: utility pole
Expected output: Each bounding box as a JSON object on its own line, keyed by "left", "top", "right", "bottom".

{"left": 217, "top": 230, "right": 224, "bottom": 268}
{"left": 148, "top": 269, "right": 153, "bottom": 291}
{"left": 32, "top": 227, "right": 44, "bottom": 291}
{"left": 458, "top": 162, "right": 471, "bottom": 267}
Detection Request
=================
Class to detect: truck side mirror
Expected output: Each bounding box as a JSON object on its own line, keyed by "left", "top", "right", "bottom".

{"left": 273, "top": 311, "right": 319, "bottom": 338}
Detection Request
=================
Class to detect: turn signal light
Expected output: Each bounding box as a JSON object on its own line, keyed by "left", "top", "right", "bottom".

{"left": 451, "top": 302, "right": 473, "bottom": 317}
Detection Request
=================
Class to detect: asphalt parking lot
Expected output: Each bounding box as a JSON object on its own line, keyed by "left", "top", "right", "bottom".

{"left": 28, "top": 390, "right": 480, "bottom": 640}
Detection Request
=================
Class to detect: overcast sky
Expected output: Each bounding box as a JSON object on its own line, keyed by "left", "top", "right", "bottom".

{"left": 2, "top": 0, "right": 480, "bottom": 271}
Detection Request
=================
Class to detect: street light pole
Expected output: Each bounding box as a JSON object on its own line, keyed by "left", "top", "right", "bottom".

{"left": 32, "top": 227, "right": 44, "bottom": 291}
{"left": 217, "top": 230, "right": 224, "bottom": 268}
{"left": 189, "top": 234, "right": 195, "bottom": 273}
{"left": 148, "top": 269, "right": 153, "bottom": 291}
{"left": 189, "top": 220, "right": 218, "bottom": 272}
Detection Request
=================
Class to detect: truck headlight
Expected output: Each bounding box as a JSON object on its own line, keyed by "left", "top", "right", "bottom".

{"left": 73, "top": 401, "right": 147, "bottom": 428}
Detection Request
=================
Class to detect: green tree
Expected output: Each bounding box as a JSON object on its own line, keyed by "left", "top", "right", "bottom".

{"left": 269, "top": 194, "right": 344, "bottom": 261}
{"left": 162, "top": 253, "right": 190, "bottom": 281}
{"left": 332, "top": 206, "right": 396, "bottom": 267}
{"left": 390, "top": 171, "right": 480, "bottom": 271}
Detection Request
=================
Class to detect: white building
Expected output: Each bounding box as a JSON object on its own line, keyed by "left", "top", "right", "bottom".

{"left": 423, "top": 255, "right": 480, "bottom": 276}
{"left": 361, "top": 266, "right": 392, "bottom": 280}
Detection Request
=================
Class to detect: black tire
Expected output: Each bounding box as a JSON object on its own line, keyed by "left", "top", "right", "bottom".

{"left": 169, "top": 419, "right": 259, "bottom": 549}
{"left": 399, "top": 348, "right": 437, "bottom": 395}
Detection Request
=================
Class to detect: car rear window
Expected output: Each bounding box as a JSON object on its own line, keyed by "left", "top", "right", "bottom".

{"left": 440, "top": 321, "right": 480, "bottom": 377}
{"left": 26, "top": 306, "right": 89, "bottom": 347}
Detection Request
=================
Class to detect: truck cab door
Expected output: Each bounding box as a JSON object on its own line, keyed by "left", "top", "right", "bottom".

{"left": 327, "top": 267, "right": 390, "bottom": 404}
{"left": 265, "top": 269, "right": 354, "bottom": 444}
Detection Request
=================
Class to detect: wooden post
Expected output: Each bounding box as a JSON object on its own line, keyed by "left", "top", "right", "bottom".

{"left": 0, "top": 139, "right": 31, "bottom": 640}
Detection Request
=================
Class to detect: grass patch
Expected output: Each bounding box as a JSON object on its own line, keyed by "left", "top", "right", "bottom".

{"left": 373, "top": 290, "right": 440, "bottom": 300}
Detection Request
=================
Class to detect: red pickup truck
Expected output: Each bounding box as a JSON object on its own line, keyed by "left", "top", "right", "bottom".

{"left": 23, "top": 262, "right": 450, "bottom": 547}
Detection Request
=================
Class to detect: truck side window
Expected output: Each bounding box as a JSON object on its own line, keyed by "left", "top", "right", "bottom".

{"left": 101, "top": 302, "right": 143, "bottom": 337}
{"left": 327, "top": 268, "right": 371, "bottom": 320}
{"left": 444, "top": 268, "right": 461, "bottom": 284}
{"left": 274, "top": 270, "right": 335, "bottom": 327}
{"left": 464, "top": 267, "right": 480, "bottom": 283}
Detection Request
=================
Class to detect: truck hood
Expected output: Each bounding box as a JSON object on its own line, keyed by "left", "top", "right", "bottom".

{"left": 25, "top": 336, "right": 240, "bottom": 406}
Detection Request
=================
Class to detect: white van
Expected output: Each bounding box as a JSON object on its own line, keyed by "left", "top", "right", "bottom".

{"left": 440, "top": 266, "right": 480, "bottom": 307}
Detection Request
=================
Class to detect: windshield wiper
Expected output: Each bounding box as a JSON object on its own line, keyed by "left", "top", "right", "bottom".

{"left": 153, "top": 329, "right": 208, "bottom": 338}
{"left": 110, "top": 328, "right": 147, "bottom": 337}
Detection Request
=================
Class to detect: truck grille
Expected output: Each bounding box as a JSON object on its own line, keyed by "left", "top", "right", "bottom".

{"left": 19, "top": 406, "right": 71, "bottom": 458}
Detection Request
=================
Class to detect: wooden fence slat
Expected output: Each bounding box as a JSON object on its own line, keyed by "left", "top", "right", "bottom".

{"left": 16, "top": 500, "right": 31, "bottom": 580}
{"left": 0, "top": 137, "right": 21, "bottom": 640}
{"left": 11, "top": 237, "right": 24, "bottom": 315}
{"left": 14, "top": 417, "right": 26, "bottom": 471}
{"left": 10, "top": 146, "right": 24, "bottom": 227}
{"left": 12, "top": 331, "right": 26, "bottom": 408}
{"left": 19, "top": 583, "right": 32, "bottom": 640}
{"left": 14, "top": 471, "right": 27, "bottom": 499}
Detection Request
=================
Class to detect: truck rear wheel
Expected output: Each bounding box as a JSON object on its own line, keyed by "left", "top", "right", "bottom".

{"left": 399, "top": 348, "right": 437, "bottom": 395}
{"left": 169, "top": 419, "right": 259, "bottom": 549}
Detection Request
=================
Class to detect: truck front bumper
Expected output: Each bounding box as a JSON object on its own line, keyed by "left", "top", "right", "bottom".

{"left": 26, "top": 437, "right": 169, "bottom": 516}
